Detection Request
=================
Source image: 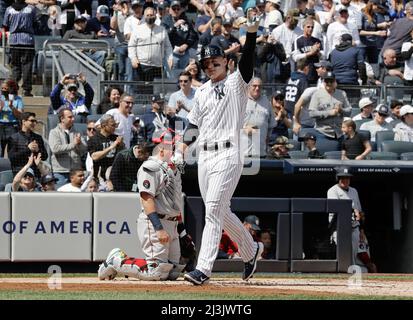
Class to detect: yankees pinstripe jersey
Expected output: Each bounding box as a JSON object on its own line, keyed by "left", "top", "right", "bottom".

{"left": 187, "top": 70, "right": 249, "bottom": 146}
{"left": 137, "top": 157, "right": 182, "bottom": 217}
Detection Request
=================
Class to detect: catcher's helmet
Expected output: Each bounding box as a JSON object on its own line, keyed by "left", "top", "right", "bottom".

{"left": 200, "top": 45, "right": 225, "bottom": 63}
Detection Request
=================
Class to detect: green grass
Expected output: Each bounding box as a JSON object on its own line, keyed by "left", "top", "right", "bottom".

{"left": 0, "top": 290, "right": 410, "bottom": 300}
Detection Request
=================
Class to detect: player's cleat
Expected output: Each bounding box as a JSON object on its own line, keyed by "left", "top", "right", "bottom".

{"left": 97, "top": 248, "right": 126, "bottom": 280}
{"left": 184, "top": 269, "right": 210, "bottom": 285}
{"left": 242, "top": 242, "right": 264, "bottom": 281}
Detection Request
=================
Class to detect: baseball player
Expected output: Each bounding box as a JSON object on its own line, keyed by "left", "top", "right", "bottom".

{"left": 98, "top": 129, "right": 195, "bottom": 281}
{"left": 327, "top": 167, "right": 377, "bottom": 273}
{"left": 173, "top": 11, "right": 264, "bottom": 285}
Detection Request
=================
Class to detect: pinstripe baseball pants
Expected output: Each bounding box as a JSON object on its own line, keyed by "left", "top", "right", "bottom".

{"left": 196, "top": 147, "right": 257, "bottom": 277}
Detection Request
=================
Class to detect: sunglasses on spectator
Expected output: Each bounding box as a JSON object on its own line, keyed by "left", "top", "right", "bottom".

{"left": 87, "top": 127, "right": 96, "bottom": 132}
{"left": 172, "top": 6, "right": 181, "bottom": 11}
{"left": 123, "top": 100, "right": 134, "bottom": 105}
{"left": 27, "top": 119, "right": 37, "bottom": 123}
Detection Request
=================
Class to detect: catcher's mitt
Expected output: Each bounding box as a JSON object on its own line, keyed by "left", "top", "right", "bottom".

{"left": 179, "top": 233, "right": 196, "bottom": 272}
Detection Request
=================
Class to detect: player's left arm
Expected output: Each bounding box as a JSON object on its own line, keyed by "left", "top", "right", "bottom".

{"left": 238, "top": 10, "right": 261, "bottom": 83}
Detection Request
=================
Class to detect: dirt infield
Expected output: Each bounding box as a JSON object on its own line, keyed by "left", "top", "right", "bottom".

{"left": 1, "top": 275, "right": 413, "bottom": 299}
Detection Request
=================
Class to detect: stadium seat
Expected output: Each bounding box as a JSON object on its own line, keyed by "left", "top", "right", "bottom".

{"left": 355, "top": 119, "right": 371, "bottom": 130}
{"left": 316, "top": 138, "right": 340, "bottom": 154}
{"left": 0, "top": 170, "right": 13, "bottom": 186}
{"left": 367, "top": 151, "right": 399, "bottom": 160}
{"left": 0, "top": 158, "right": 11, "bottom": 172}
{"left": 288, "top": 150, "right": 308, "bottom": 159}
{"left": 288, "top": 139, "right": 302, "bottom": 151}
{"left": 358, "top": 129, "right": 371, "bottom": 141}
{"left": 132, "top": 104, "right": 147, "bottom": 116}
{"left": 323, "top": 151, "right": 342, "bottom": 159}
{"left": 400, "top": 152, "right": 413, "bottom": 160}
{"left": 73, "top": 123, "right": 88, "bottom": 136}
{"left": 350, "top": 108, "right": 360, "bottom": 118}
{"left": 381, "top": 141, "right": 413, "bottom": 155}
{"left": 47, "top": 114, "right": 59, "bottom": 137}
{"left": 87, "top": 114, "right": 103, "bottom": 123}
{"left": 375, "top": 131, "right": 395, "bottom": 151}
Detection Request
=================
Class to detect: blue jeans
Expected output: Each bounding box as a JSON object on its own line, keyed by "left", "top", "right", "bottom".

{"left": 172, "top": 51, "right": 190, "bottom": 74}
{"left": 115, "top": 44, "right": 130, "bottom": 80}
{"left": 84, "top": 50, "right": 106, "bottom": 67}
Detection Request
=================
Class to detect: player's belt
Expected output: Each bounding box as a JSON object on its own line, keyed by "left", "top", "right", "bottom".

{"left": 158, "top": 214, "right": 179, "bottom": 221}
{"left": 203, "top": 140, "right": 231, "bottom": 151}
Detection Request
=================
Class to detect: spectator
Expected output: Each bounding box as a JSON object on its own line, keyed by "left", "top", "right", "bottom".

{"left": 266, "top": 135, "right": 293, "bottom": 159}
{"left": 327, "top": 167, "right": 377, "bottom": 273}
{"left": 314, "top": 59, "right": 332, "bottom": 87}
{"left": 394, "top": 104, "right": 413, "bottom": 142}
{"left": 59, "top": 0, "right": 86, "bottom": 35}
{"left": 63, "top": 15, "right": 107, "bottom": 67}
{"left": 0, "top": 79, "right": 23, "bottom": 156}
{"left": 141, "top": 94, "right": 168, "bottom": 143}
{"left": 124, "top": 0, "right": 144, "bottom": 45}
{"left": 97, "top": 86, "right": 123, "bottom": 115}
{"left": 100, "top": 93, "right": 135, "bottom": 149}
{"left": 198, "top": 17, "right": 222, "bottom": 46}
{"left": 184, "top": 59, "right": 205, "bottom": 88}
{"left": 271, "top": 8, "right": 303, "bottom": 76}
{"left": 25, "top": 0, "right": 56, "bottom": 35}
{"left": 162, "top": 0, "right": 199, "bottom": 74}
{"left": 341, "top": 119, "right": 372, "bottom": 160}
{"left": 109, "top": 141, "right": 151, "bottom": 191}
{"left": 88, "top": 114, "right": 125, "bottom": 182}
{"left": 284, "top": 58, "right": 310, "bottom": 117}
{"left": 325, "top": 7, "right": 360, "bottom": 58}
{"left": 86, "top": 5, "right": 113, "bottom": 38}
{"left": 165, "top": 105, "right": 187, "bottom": 136}
{"left": 264, "top": 0, "right": 284, "bottom": 30}
{"left": 2, "top": 0, "right": 37, "bottom": 97}
{"left": 269, "top": 91, "right": 292, "bottom": 144}
{"left": 40, "top": 173, "right": 58, "bottom": 192}
{"left": 380, "top": 1, "right": 413, "bottom": 59}
{"left": 359, "top": 0, "right": 388, "bottom": 65}
{"left": 195, "top": 0, "right": 218, "bottom": 34}
{"left": 353, "top": 97, "right": 374, "bottom": 121}
{"left": 317, "top": 0, "right": 335, "bottom": 32}
{"left": 129, "top": 6, "right": 173, "bottom": 82}
{"left": 218, "top": 230, "right": 239, "bottom": 259}
{"left": 49, "top": 108, "right": 88, "bottom": 188}
{"left": 359, "top": 104, "right": 393, "bottom": 142}
{"left": 376, "top": 48, "right": 405, "bottom": 85}
{"left": 12, "top": 159, "right": 42, "bottom": 192}
{"left": 292, "top": 18, "right": 323, "bottom": 84}
{"left": 299, "top": 132, "right": 323, "bottom": 159}
{"left": 304, "top": 8, "right": 323, "bottom": 41}
{"left": 386, "top": 99, "right": 403, "bottom": 125}
{"left": 400, "top": 28, "right": 413, "bottom": 85}
{"left": 217, "top": 0, "right": 245, "bottom": 22}
{"left": 242, "top": 77, "right": 276, "bottom": 158}
{"left": 388, "top": 0, "right": 405, "bottom": 20}
{"left": 330, "top": 33, "right": 367, "bottom": 85}
{"left": 84, "top": 176, "right": 99, "bottom": 192}
{"left": 130, "top": 116, "right": 145, "bottom": 147}
{"left": 111, "top": 0, "right": 132, "bottom": 81}
{"left": 50, "top": 73, "right": 94, "bottom": 122}
{"left": 211, "top": 18, "right": 242, "bottom": 56}
{"left": 336, "top": 0, "right": 362, "bottom": 29}
{"left": 168, "top": 71, "right": 196, "bottom": 119}
{"left": 309, "top": 72, "right": 352, "bottom": 142}
{"left": 8, "top": 112, "right": 48, "bottom": 178}
{"left": 293, "top": 87, "right": 318, "bottom": 135}
{"left": 261, "top": 229, "right": 276, "bottom": 259}
{"left": 243, "top": 215, "right": 261, "bottom": 240}
{"left": 57, "top": 168, "right": 85, "bottom": 192}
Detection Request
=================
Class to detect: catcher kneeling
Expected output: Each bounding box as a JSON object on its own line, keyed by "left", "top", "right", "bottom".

{"left": 98, "top": 129, "right": 195, "bottom": 281}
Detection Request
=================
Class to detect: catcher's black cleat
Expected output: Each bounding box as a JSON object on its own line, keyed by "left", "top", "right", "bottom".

{"left": 242, "top": 242, "right": 264, "bottom": 281}
{"left": 184, "top": 269, "right": 210, "bottom": 285}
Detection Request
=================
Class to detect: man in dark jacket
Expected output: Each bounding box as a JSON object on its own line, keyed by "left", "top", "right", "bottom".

{"left": 109, "top": 142, "right": 151, "bottom": 191}
{"left": 284, "top": 58, "right": 309, "bottom": 117}
{"left": 162, "top": 0, "right": 198, "bottom": 72}
{"left": 7, "top": 112, "right": 48, "bottom": 178}
{"left": 330, "top": 33, "right": 366, "bottom": 85}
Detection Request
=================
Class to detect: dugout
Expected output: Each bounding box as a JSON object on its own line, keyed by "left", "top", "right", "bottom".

{"left": 182, "top": 159, "right": 413, "bottom": 273}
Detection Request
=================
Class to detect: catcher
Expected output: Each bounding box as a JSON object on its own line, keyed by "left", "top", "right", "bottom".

{"left": 98, "top": 129, "right": 196, "bottom": 281}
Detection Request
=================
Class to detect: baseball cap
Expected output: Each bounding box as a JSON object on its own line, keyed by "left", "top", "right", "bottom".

{"left": 267, "top": 0, "right": 281, "bottom": 5}
{"left": 131, "top": 0, "right": 144, "bottom": 7}
{"left": 274, "top": 136, "right": 294, "bottom": 149}
{"left": 256, "top": 0, "right": 266, "bottom": 6}
{"left": 151, "top": 93, "right": 165, "bottom": 103}
{"left": 359, "top": 97, "right": 374, "bottom": 109}
{"left": 287, "top": 8, "right": 300, "bottom": 18}
{"left": 66, "top": 83, "right": 79, "bottom": 91}
{"left": 337, "top": 5, "right": 349, "bottom": 13}
{"left": 97, "top": 5, "right": 110, "bottom": 17}
{"left": 375, "top": 104, "right": 390, "bottom": 116}
{"left": 244, "top": 215, "right": 261, "bottom": 231}
{"left": 223, "top": 18, "right": 233, "bottom": 26}
{"left": 25, "top": 168, "right": 35, "bottom": 177}
{"left": 400, "top": 104, "right": 413, "bottom": 116}
{"left": 305, "top": 8, "right": 316, "bottom": 16}
{"left": 341, "top": 33, "right": 353, "bottom": 42}
{"left": 298, "top": 132, "right": 317, "bottom": 142}
{"left": 273, "top": 90, "right": 285, "bottom": 100}
{"left": 41, "top": 173, "right": 58, "bottom": 185}
{"left": 314, "top": 60, "right": 332, "bottom": 69}
{"left": 134, "top": 116, "right": 141, "bottom": 123}
{"left": 323, "top": 71, "right": 336, "bottom": 81}
{"left": 170, "top": 0, "right": 181, "bottom": 7}
{"left": 203, "top": 0, "right": 217, "bottom": 3}
{"left": 335, "top": 167, "right": 352, "bottom": 178}
{"left": 74, "top": 15, "right": 87, "bottom": 23}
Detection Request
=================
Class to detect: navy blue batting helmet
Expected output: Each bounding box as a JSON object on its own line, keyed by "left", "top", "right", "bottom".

{"left": 200, "top": 45, "right": 225, "bottom": 63}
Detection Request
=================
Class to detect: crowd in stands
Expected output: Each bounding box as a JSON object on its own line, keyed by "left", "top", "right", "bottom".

{"left": 1, "top": 0, "right": 413, "bottom": 193}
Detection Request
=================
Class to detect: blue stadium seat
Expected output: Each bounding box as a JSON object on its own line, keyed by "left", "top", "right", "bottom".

{"left": 350, "top": 108, "right": 360, "bottom": 118}
{"left": 0, "top": 170, "right": 13, "bottom": 186}
{"left": 73, "top": 123, "right": 87, "bottom": 136}
{"left": 316, "top": 138, "right": 340, "bottom": 154}
{"left": 367, "top": 151, "right": 399, "bottom": 160}
{"left": 47, "top": 114, "right": 59, "bottom": 137}
{"left": 323, "top": 151, "right": 342, "bottom": 160}
{"left": 288, "top": 139, "right": 302, "bottom": 151}
{"left": 381, "top": 141, "right": 413, "bottom": 155}
{"left": 87, "top": 114, "right": 103, "bottom": 123}
{"left": 400, "top": 152, "right": 413, "bottom": 160}
{"left": 355, "top": 119, "right": 371, "bottom": 130}
{"left": 288, "top": 150, "right": 308, "bottom": 159}
{"left": 375, "top": 131, "right": 395, "bottom": 151}
{"left": 0, "top": 158, "right": 11, "bottom": 172}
